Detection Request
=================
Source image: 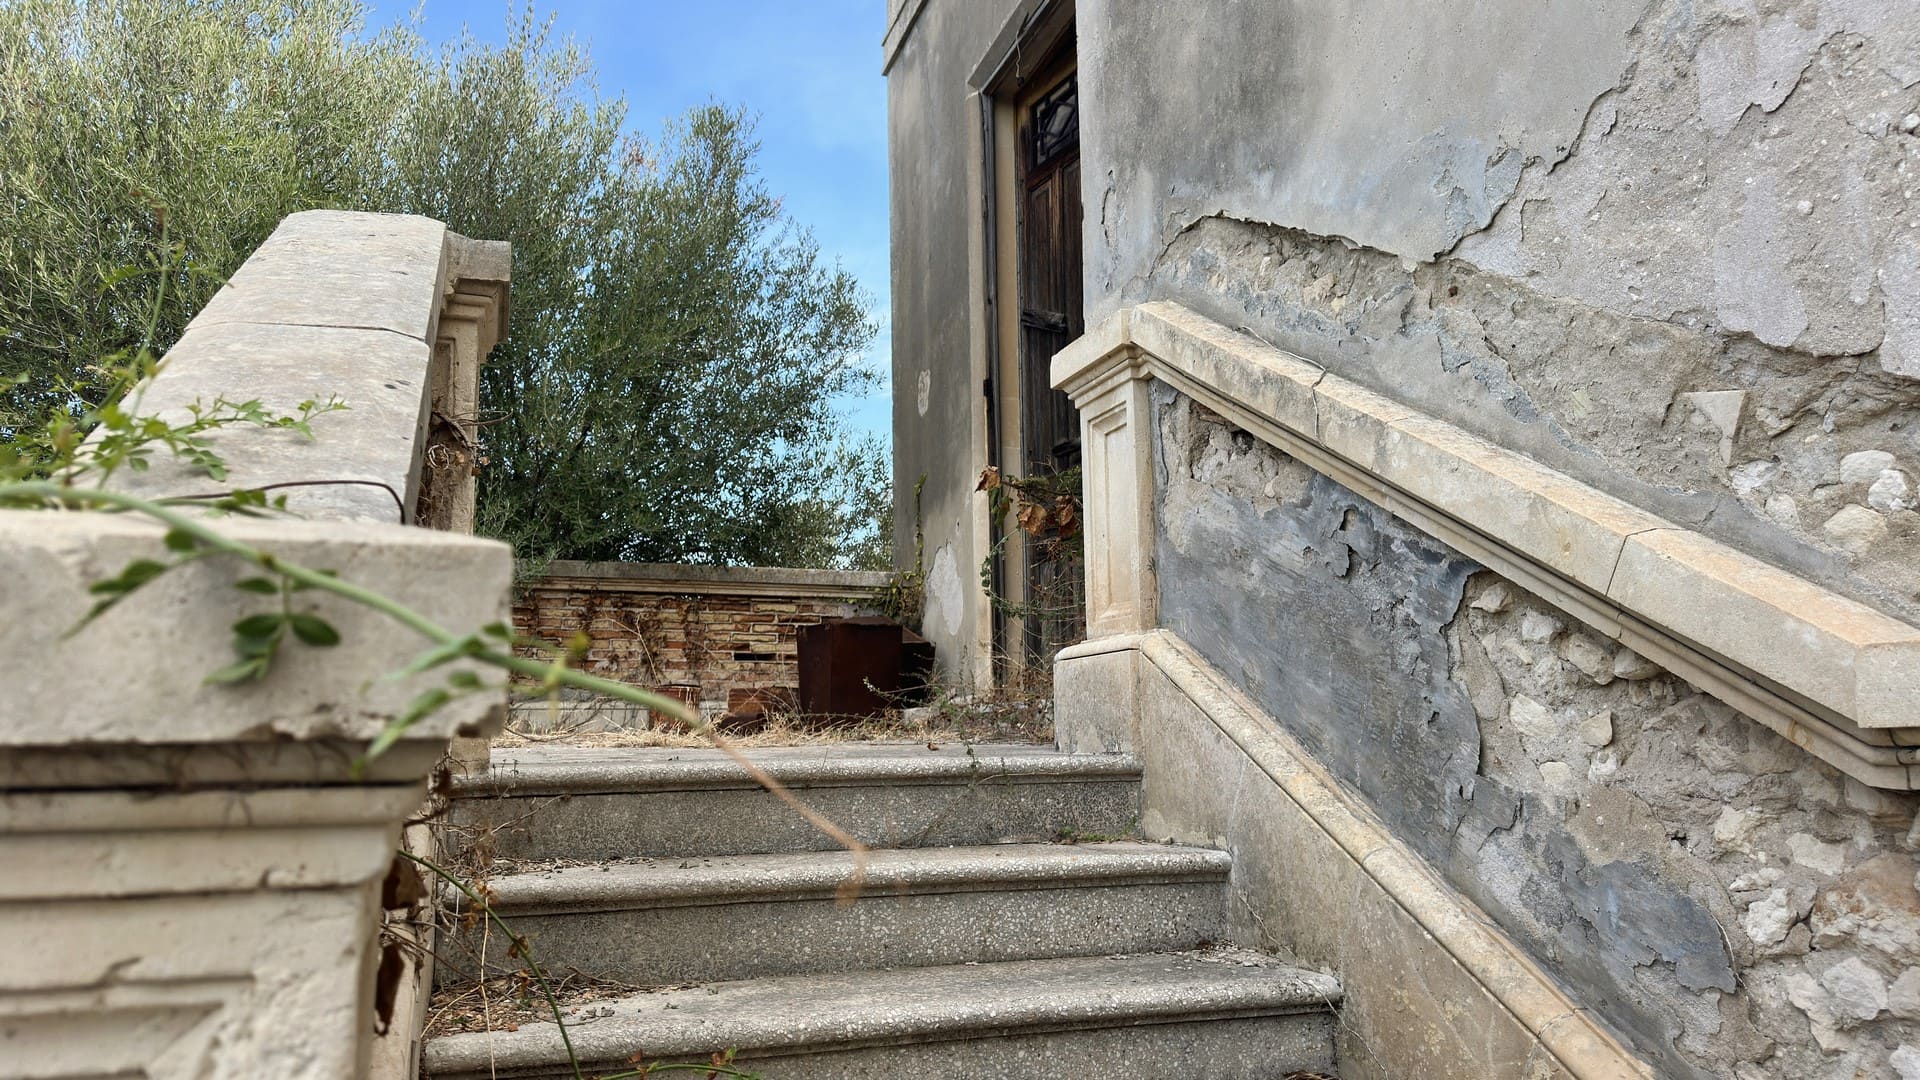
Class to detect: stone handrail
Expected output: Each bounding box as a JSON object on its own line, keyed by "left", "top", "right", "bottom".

{"left": 0, "top": 211, "right": 511, "bottom": 1079}
{"left": 107, "top": 210, "right": 508, "bottom": 527}
{"left": 1053, "top": 300, "right": 1920, "bottom": 789}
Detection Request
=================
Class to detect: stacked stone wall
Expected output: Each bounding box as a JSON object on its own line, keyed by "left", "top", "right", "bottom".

{"left": 510, "top": 562, "right": 890, "bottom": 727}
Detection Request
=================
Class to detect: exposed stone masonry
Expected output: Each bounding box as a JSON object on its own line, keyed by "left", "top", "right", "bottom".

{"left": 1152, "top": 216, "right": 1920, "bottom": 626}
{"left": 1152, "top": 390, "right": 1920, "bottom": 1080}
{"left": 1099, "top": 0, "right": 1920, "bottom": 627}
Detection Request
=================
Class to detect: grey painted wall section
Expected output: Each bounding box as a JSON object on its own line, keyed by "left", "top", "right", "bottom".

{"left": 1079, "top": 0, "right": 1920, "bottom": 625}
{"left": 1153, "top": 387, "right": 1920, "bottom": 1079}
{"left": 1079, "top": 1, "right": 1644, "bottom": 271}
{"left": 1150, "top": 386, "right": 1486, "bottom": 847}
{"left": 885, "top": 0, "right": 1041, "bottom": 679}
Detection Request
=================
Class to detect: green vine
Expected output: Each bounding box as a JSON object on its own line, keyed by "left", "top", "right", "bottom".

{"left": 872, "top": 474, "right": 926, "bottom": 623}
{"left": 0, "top": 246, "right": 863, "bottom": 1080}
{"left": 976, "top": 464, "right": 1085, "bottom": 658}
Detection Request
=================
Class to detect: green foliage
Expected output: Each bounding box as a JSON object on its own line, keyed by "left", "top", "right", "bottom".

{"left": 0, "top": 0, "right": 415, "bottom": 426}
{"left": 0, "top": 0, "right": 890, "bottom": 570}
{"left": 430, "top": 89, "right": 884, "bottom": 569}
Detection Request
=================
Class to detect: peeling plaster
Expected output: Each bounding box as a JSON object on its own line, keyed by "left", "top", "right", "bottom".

{"left": 1151, "top": 390, "right": 1744, "bottom": 1077}
{"left": 1077, "top": 0, "right": 1646, "bottom": 302}
{"left": 1715, "top": 173, "right": 1813, "bottom": 348}
{"left": 1696, "top": 8, "right": 1825, "bottom": 136}
{"left": 1147, "top": 216, "right": 1920, "bottom": 626}
{"left": 923, "top": 540, "right": 963, "bottom": 642}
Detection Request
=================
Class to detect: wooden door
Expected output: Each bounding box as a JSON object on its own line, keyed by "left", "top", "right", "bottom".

{"left": 1018, "top": 67, "right": 1083, "bottom": 478}
{"left": 1015, "top": 59, "right": 1085, "bottom": 660}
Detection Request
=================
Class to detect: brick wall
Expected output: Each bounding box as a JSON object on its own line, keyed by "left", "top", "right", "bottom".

{"left": 512, "top": 561, "right": 892, "bottom": 726}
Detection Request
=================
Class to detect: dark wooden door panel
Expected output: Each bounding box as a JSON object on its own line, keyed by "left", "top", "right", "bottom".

{"left": 1013, "top": 60, "right": 1085, "bottom": 660}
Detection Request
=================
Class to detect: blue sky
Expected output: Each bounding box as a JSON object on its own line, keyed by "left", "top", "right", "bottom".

{"left": 366, "top": 0, "right": 893, "bottom": 449}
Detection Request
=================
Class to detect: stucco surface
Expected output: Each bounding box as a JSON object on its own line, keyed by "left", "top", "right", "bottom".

{"left": 885, "top": 0, "right": 1030, "bottom": 680}
{"left": 1080, "top": 0, "right": 1646, "bottom": 273}
{"left": 1080, "top": 0, "right": 1920, "bottom": 623}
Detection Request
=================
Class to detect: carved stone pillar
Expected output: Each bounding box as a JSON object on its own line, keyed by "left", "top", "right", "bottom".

{"left": 0, "top": 211, "right": 512, "bottom": 1080}
{"left": 1049, "top": 323, "right": 1157, "bottom": 752}
{"left": 419, "top": 236, "right": 510, "bottom": 535}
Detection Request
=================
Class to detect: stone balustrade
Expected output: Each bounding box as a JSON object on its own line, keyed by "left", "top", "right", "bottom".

{"left": 1048, "top": 299, "right": 1920, "bottom": 1079}
{"left": 1054, "top": 300, "right": 1920, "bottom": 789}
{"left": 0, "top": 211, "right": 511, "bottom": 1079}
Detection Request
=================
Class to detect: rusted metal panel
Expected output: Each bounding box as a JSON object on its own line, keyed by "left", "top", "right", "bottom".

{"left": 797, "top": 617, "right": 929, "bottom": 719}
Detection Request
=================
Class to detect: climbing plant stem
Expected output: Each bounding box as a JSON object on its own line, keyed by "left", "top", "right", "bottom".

{"left": 0, "top": 480, "right": 871, "bottom": 864}
{"left": 401, "top": 852, "right": 585, "bottom": 1080}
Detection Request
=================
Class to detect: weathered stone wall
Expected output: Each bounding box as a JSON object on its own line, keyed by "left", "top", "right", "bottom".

{"left": 1154, "top": 388, "right": 1920, "bottom": 1079}
{"left": 0, "top": 210, "right": 513, "bottom": 1080}
{"left": 512, "top": 561, "right": 890, "bottom": 725}
{"left": 1082, "top": 0, "right": 1920, "bottom": 625}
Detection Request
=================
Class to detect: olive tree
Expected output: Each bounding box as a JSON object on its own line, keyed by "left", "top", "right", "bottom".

{"left": 0, "top": 0, "right": 887, "bottom": 569}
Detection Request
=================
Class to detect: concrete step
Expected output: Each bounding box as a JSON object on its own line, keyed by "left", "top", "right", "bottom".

{"left": 447, "top": 742, "right": 1142, "bottom": 862}
{"left": 424, "top": 948, "right": 1341, "bottom": 1079}
{"left": 441, "top": 841, "right": 1229, "bottom": 986}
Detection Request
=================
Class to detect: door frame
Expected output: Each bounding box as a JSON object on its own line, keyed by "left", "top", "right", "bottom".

{"left": 973, "top": 2, "right": 1077, "bottom": 675}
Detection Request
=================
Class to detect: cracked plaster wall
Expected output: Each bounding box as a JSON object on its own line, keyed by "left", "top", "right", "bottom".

{"left": 1083, "top": 0, "right": 1920, "bottom": 621}
{"left": 1155, "top": 390, "right": 1920, "bottom": 1079}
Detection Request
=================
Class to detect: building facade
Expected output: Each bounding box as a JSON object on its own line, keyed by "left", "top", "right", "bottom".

{"left": 887, "top": 2, "right": 1920, "bottom": 1076}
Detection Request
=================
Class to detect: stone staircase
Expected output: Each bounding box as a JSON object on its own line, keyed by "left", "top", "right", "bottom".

{"left": 422, "top": 743, "right": 1341, "bottom": 1078}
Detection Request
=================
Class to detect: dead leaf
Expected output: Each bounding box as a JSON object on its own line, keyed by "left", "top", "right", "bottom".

{"left": 1017, "top": 502, "right": 1050, "bottom": 536}
{"left": 372, "top": 941, "right": 404, "bottom": 1034}
{"left": 1051, "top": 497, "right": 1078, "bottom": 531}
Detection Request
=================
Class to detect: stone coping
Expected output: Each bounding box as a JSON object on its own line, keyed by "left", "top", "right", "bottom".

{"left": 456, "top": 743, "right": 1140, "bottom": 797}
{"left": 530, "top": 559, "right": 892, "bottom": 599}
{"left": 0, "top": 510, "right": 511, "bottom": 749}
{"left": 466, "top": 841, "right": 1231, "bottom": 915}
{"left": 425, "top": 949, "right": 1339, "bottom": 1077}
{"left": 104, "top": 210, "right": 507, "bottom": 524}
{"left": 1054, "top": 302, "right": 1920, "bottom": 786}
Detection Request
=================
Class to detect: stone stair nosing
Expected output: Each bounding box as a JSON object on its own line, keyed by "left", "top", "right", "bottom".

{"left": 425, "top": 741, "right": 1345, "bottom": 1078}
{"left": 441, "top": 841, "right": 1232, "bottom": 986}
{"left": 424, "top": 949, "right": 1343, "bottom": 1080}
{"left": 446, "top": 742, "right": 1145, "bottom": 861}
